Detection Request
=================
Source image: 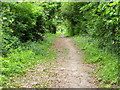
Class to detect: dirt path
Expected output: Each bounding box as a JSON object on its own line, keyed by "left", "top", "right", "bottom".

{"left": 9, "top": 35, "right": 97, "bottom": 88}
{"left": 49, "top": 35, "right": 97, "bottom": 88}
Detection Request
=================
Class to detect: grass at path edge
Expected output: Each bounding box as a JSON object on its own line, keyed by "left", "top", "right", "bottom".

{"left": 72, "top": 35, "right": 119, "bottom": 88}
{"left": 1, "top": 33, "right": 59, "bottom": 88}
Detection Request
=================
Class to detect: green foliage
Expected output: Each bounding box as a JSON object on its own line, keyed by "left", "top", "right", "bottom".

{"left": 61, "top": 2, "right": 120, "bottom": 54}
{"left": 61, "top": 2, "right": 119, "bottom": 86}
{"left": 73, "top": 36, "right": 119, "bottom": 87}
{"left": 42, "top": 2, "right": 61, "bottom": 34}
{"left": 2, "top": 2, "right": 40, "bottom": 42}
{"left": 2, "top": 2, "right": 60, "bottom": 55}
{"left": 1, "top": 2, "right": 60, "bottom": 87}
{"left": 1, "top": 1, "right": 119, "bottom": 88}
{"left": 1, "top": 33, "right": 58, "bottom": 87}
{"left": 61, "top": 2, "right": 86, "bottom": 36}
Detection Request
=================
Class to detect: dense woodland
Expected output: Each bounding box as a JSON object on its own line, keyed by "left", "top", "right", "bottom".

{"left": 1, "top": 1, "right": 120, "bottom": 88}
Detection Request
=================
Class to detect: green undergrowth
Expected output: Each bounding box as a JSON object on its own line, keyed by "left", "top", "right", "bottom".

{"left": 72, "top": 35, "right": 119, "bottom": 88}
{"left": 1, "top": 33, "right": 59, "bottom": 88}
